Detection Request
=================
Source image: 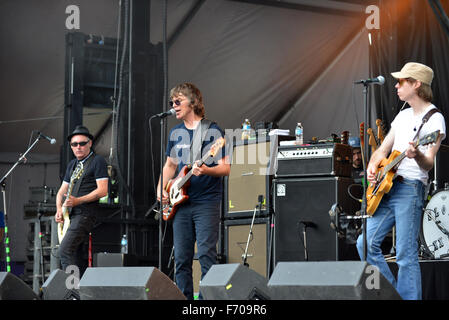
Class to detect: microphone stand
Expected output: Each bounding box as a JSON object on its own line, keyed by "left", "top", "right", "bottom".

{"left": 35, "top": 203, "right": 46, "bottom": 290}
{"left": 159, "top": 117, "right": 165, "bottom": 271}
{"left": 361, "top": 83, "right": 370, "bottom": 261}
{"left": 0, "top": 134, "right": 44, "bottom": 272}
{"left": 301, "top": 222, "right": 310, "bottom": 261}
{"left": 242, "top": 195, "right": 263, "bottom": 268}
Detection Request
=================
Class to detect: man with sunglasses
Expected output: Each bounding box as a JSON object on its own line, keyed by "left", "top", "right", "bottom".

{"left": 157, "top": 82, "right": 230, "bottom": 300}
{"left": 356, "top": 62, "right": 446, "bottom": 300}
{"left": 55, "top": 125, "right": 108, "bottom": 276}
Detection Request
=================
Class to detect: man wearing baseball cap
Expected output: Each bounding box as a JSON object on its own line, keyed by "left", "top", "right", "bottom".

{"left": 55, "top": 125, "right": 109, "bottom": 277}
{"left": 356, "top": 62, "right": 446, "bottom": 300}
{"left": 348, "top": 136, "right": 363, "bottom": 182}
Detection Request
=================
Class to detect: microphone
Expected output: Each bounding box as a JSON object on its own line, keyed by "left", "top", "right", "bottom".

{"left": 354, "top": 75, "right": 385, "bottom": 85}
{"left": 38, "top": 132, "right": 56, "bottom": 145}
{"left": 154, "top": 108, "right": 176, "bottom": 118}
{"left": 299, "top": 220, "right": 316, "bottom": 228}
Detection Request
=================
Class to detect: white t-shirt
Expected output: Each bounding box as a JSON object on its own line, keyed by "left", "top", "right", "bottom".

{"left": 391, "top": 104, "right": 446, "bottom": 184}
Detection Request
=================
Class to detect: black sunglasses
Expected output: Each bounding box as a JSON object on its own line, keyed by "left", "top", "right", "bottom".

{"left": 70, "top": 140, "right": 89, "bottom": 147}
{"left": 169, "top": 99, "right": 182, "bottom": 107}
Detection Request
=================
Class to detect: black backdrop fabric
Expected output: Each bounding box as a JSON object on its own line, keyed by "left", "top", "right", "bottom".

{"left": 371, "top": 0, "right": 449, "bottom": 144}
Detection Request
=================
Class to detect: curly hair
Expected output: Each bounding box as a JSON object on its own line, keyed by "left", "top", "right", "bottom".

{"left": 169, "top": 82, "right": 205, "bottom": 118}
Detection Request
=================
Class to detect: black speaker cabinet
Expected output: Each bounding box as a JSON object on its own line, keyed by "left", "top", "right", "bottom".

{"left": 273, "top": 176, "right": 359, "bottom": 263}
{"left": 0, "top": 272, "right": 39, "bottom": 300}
{"left": 268, "top": 261, "right": 401, "bottom": 300}
{"left": 42, "top": 269, "right": 80, "bottom": 300}
{"left": 224, "top": 217, "right": 270, "bottom": 277}
{"left": 225, "top": 138, "right": 273, "bottom": 218}
{"left": 200, "top": 263, "right": 270, "bottom": 300}
{"left": 79, "top": 267, "right": 186, "bottom": 300}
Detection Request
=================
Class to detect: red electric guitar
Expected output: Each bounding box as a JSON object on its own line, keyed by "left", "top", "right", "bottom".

{"left": 162, "top": 137, "right": 226, "bottom": 221}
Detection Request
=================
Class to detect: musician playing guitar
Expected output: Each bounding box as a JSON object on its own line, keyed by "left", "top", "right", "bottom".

{"left": 157, "top": 83, "right": 230, "bottom": 300}
{"left": 356, "top": 63, "right": 446, "bottom": 300}
{"left": 55, "top": 125, "right": 108, "bottom": 277}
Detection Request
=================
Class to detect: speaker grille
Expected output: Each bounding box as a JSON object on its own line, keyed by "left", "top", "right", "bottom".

{"left": 225, "top": 140, "right": 271, "bottom": 218}
{"left": 268, "top": 261, "right": 401, "bottom": 300}
{"left": 273, "top": 177, "right": 359, "bottom": 263}
{"left": 224, "top": 217, "right": 270, "bottom": 277}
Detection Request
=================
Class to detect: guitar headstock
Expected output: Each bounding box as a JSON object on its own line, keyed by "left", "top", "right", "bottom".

{"left": 359, "top": 122, "right": 365, "bottom": 146}
{"left": 376, "top": 119, "right": 386, "bottom": 144}
{"left": 71, "top": 163, "right": 84, "bottom": 181}
{"left": 417, "top": 130, "right": 440, "bottom": 148}
{"left": 341, "top": 131, "right": 349, "bottom": 145}
{"left": 209, "top": 137, "right": 225, "bottom": 157}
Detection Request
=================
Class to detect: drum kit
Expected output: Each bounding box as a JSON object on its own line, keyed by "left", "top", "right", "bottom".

{"left": 419, "top": 183, "right": 449, "bottom": 260}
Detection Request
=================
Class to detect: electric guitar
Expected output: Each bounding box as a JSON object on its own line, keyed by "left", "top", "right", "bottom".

{"left": 376, "top": 119, "right": 386, "bottom": 145}
{"left": 162, "top": 137, "right": 226, "bottom": 221}
{"left": 366, "top": 130, "right": 440, "bottom": 216}
{"left": 58, "top": 162, "right": 84, "bottom": 243}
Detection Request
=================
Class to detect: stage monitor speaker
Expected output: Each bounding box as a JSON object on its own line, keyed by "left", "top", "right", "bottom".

{"left": 224, "top": 217, "right": 270, "bottom": 277}
{"left": 273, "top": 176, "right": 359, "bottom": 263}
{"left": 268, "top": 261, "right": 401, "bottom": 300}
{"left": 0, "top": 272, "right": 39, "bottom": 300}
{"left": 200, "top": 263, "right": 270, "bottom": 300}
{"left": 79, "top": 267, "right": 186, "bottom": 300}
{"left": 42, "top": 269, "right": 80, "bottom": 300}
{"left": 225, "top": 138, "right": 272, "bottom": 218}
{"left": 93, "top": 252, "right": 138, "bottom": 267}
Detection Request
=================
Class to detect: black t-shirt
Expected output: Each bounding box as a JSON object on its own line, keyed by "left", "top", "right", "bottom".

{"left": 166, "top": 122, "right": 225, "bottom": 203}
{"left": 63, "top": 152, "right": 109, "bottom": 214}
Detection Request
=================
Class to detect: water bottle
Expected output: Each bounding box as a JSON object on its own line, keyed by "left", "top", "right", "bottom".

{"left": 295, "top": 122, "right": 303, "bottom": 145}
{"left": 241, "top": 119, "right": 251, "bottom": 140}
{"left": 121, "top": 234, "right": 128, "bottom": 254}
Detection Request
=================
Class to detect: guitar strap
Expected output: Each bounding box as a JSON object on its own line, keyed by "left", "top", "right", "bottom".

{"left": 189, "top": 119, "right": 214, "bottom": 166}
{"left": 70, "top": 153, "right": 95, "bottom": 197}
{"left": 413, "top": 108, "right": 441, "bottom": 141}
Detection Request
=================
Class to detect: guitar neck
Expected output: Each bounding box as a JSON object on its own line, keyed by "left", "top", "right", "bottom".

{"left": 383, "top": 140, "right": 420, "bottom": 173}
{"left": 178, "top": 156, "right": 207, "bottom": 188}
{"left": 384, "top": 151, "right": 406, "bottom": 173}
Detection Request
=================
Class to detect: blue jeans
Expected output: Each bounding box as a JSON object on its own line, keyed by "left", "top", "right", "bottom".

{"left": 356, "top": 178, "right": 425, "bottom": 300}
{"left": 172, "top": 201, "right": 221, "bottom": 300}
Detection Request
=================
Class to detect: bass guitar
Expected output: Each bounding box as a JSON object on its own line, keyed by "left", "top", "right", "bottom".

{"left": 58, "top": 162, "right": 84, "bottom": 243}
{"left": 162, "top": 137, "right": 225, "bottom": 221}
{"left": 366, "top": 130, "right": 440, "bottom": 215}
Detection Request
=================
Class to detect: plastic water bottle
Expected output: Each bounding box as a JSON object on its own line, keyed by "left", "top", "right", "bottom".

{"left": 241, "top": 119, "right": 251, "bottom": 140}
{"left": 295, "top": 122, "right": 303, "bottom": 145}
{"left": 121, "top": 234, "right": 128, "bottom": 254}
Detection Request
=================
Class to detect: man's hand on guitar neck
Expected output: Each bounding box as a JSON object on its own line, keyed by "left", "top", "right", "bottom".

{"left": 191, "top": 161, "right": 208, "bottom": 176}
{"left": 405, "top": 141, "right": 422, "bottom": 160}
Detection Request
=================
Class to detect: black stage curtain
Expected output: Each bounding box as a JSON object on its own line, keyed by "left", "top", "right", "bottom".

{"left": 388, "top": 260, "right": 449, "bottom": 300}
{"left": 370, "top": 0, "right": 449, "bottom": 144}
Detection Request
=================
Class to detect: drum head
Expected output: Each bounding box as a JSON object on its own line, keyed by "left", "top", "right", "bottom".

{"left": 421, "top": 190, "right": 449, "bottom": 259}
